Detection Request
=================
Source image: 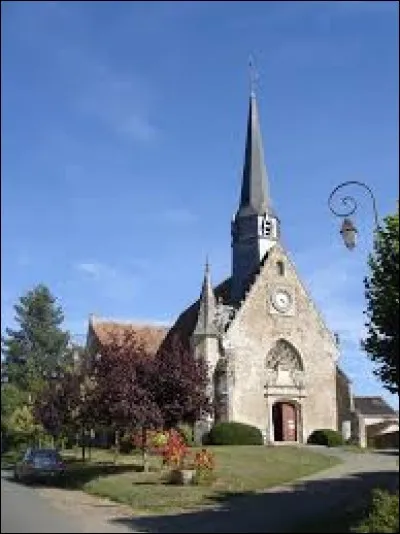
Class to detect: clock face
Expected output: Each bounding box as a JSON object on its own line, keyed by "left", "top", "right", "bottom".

{"left": 272, "top": 289, "right": 292, "bottom": 313}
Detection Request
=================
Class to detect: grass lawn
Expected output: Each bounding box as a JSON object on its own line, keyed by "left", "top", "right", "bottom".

{"left": 64, "top": 446, "right": 341, "bottom": 515}
{"left": 2, "top": 445, "right": 341, "bottom": 515}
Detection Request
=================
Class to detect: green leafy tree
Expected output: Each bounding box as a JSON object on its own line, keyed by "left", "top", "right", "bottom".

{"left": 1, "top": 383, "right": 28, "bottom": 433}
{"left": 7, "top": 404, "right": 43, "bottom": 447}
{"left": 362, "top": 209, "right": 399, "bottom": 394}
{"left": 1, "top": 284, "right": 70, "bottom": 397}
{"left": 8, "top": 405, "right": 41, "bottom": 435}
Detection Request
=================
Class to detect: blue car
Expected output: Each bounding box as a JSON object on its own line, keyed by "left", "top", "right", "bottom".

{"left": 14, "top": 448, "right": 66, "bottom": 483}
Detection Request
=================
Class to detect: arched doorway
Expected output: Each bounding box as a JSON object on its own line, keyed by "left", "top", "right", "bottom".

{"left": 272, "top": 401, "right": 297, "bottom": 442}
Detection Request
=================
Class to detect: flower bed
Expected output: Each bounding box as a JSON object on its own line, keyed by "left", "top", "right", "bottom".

{"left": 131, "top": 428, "right": 216, "bottom": 486}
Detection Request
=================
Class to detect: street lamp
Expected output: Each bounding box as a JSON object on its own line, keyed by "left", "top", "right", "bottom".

{"left": 328, "top": 181, "right": 379, "bottom": 250}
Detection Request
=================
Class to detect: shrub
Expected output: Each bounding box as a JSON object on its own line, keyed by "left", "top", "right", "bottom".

{"left": 143, "top": 429, "right": 188, "bottom": 469}
{"left": 352, "top": 489, "right": 399, "bottom": 533}
{"left": 201, "top": 431, "right": 211, "bottom": 446}
{"left": 208, "top": 421, "right": 263, "bottom": 445}
{"left": 120, "top": 432, "right": 134, "bottom": 454}
{"left": 176, "top": 423, "right": 194, "bottom": 446}
{"left": 193, "top": 448, "right": 216, "bottom": 486}
{"left": 307, "top": 429, "right": 344, "bottom": 447}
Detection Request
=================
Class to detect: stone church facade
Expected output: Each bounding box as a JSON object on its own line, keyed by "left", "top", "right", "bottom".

{"left": 87, "top": 86, "right": 358, "bottom": 445}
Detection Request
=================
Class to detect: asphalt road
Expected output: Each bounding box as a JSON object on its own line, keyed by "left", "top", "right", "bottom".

{"left": 1, "top": 470, "right": 87, "bottom": 533}
{"left": 0, "top": 470, "right": 134, "bottom": 534}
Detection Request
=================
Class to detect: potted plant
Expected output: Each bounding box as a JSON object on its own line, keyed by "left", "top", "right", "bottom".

{"left": 155, "top": 429, "right": 195, "bottom": 485}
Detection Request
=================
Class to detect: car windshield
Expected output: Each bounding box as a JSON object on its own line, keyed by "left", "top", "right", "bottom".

{"left": 31, "top": 449, "right": 61, "bottom": 462}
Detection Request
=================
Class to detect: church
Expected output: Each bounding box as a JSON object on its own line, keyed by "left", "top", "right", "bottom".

{"left": 86, "top": 83, "right": 367, "bottom": 445}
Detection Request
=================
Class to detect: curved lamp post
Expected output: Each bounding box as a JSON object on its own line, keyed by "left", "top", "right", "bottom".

{"left": 328, "top": 181, "right": 379, "bottom": 250}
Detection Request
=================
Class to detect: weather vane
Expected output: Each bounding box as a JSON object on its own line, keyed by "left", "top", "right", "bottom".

{"left": 248, "top": 55, "right": 259, "bottom": 96}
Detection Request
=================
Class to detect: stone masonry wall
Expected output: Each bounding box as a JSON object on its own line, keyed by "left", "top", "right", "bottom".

{"left": 224, "top": 243, "right": 340, "bottom": 442}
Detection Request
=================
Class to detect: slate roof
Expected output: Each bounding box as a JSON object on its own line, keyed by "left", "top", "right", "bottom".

{"left": 158, "top": 277, "right": 232, "bottom": 352}
{"left": 193, "top": 261, "right": 218, "bottom": 337}
{"left": 336, "top": 366, "right": 352, "bottom": 384}
{"left": 353, "top": 396, "right": 397, "bottom": 417}
{"left": 89, "top": 317, "right": 169, "bottom": 357}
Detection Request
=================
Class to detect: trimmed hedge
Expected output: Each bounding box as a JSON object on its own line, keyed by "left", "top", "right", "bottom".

{"left": 207, "top": 421, "right": 263, "bottom": 445}
{"left": 307, "top": 428, "right": 344, "bottom": 447}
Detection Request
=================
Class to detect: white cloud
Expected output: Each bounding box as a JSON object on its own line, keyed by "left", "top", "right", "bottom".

{"left": 293, "top": 243, "right": 367, "bottom": 347}
{"left": 15, "top": 252, "right": 32, "bottom": 268}
{"left": 69, "top": 57, "right": 158, "bottom": 144}
{"left": 74, "top": 261, "right": 141, "bottom": 303}
{"left": 8, "top": 6, "right": 159, "bottom": 145}
{"left": 293, "top": 244, "right": 399, "bottom": 409}
{"left": 160, "top": 208, "right": 197, "bottom": 224}
{"left": 75, "top": 262, "right": 117, "bottom": 281}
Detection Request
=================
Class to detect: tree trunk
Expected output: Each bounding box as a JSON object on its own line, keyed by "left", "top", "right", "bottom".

{"left": 81, "top": 427, "right": 86, "bottom": 462}
{"left": 113, "top": 429, "right": 120, "bottom": 465}
{"left": 141, "top": 427, "right": 149, "bottom": 472}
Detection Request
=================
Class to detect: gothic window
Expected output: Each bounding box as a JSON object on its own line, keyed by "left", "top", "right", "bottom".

{"left": 277, "top": 261, "right": 285, "bottom": 276}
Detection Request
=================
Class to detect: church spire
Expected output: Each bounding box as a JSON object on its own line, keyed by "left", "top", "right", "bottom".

{"left": 193, "top": 257, "right": 217, "bottom": 337}
{"left": 230, "top": 60, "right": 280, "bottom": 303}
{"left": 237, "top": 60, "right": 271, "bottom": 218}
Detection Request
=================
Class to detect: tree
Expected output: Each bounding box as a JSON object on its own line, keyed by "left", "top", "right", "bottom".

{"left": 1, "top": 284, "right": 70, "bottom": 397}
{"left": 1, "top": 383, "right": 28, "bottom": 436}
{"left": 92, "top": 331, "right": 163, "bottom": 469}
{"left": 151, "top": 334, "right": 210, "bottom": 428}
{"left": 1, "top": 383, "right": 27, "bottom": 423}
{"left": 7, "top": 405, "right": 43, "bottom": 446}
{"left": 362, "top": 209, "right": 399, "bottom": 394}
{"left": 34, "top": 363, "right": 97, "bottom": 459}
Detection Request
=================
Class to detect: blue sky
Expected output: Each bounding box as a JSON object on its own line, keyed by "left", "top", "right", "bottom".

{"left": 1, "top": 1, "right": 398, "bottom": 408}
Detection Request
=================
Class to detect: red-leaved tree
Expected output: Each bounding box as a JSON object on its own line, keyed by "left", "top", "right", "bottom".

{"left": 151, "top": 334, "right": 210, "bottom": 429}
{"left": 91, "top": 331, "right": 163, "bottom": 470}
{"left": 34, "top": 367, "right": 97, "bottom": 459}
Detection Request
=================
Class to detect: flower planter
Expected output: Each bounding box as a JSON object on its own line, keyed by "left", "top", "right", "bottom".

{"left": 169, "top": 468, "right": 196, "bottom": 485}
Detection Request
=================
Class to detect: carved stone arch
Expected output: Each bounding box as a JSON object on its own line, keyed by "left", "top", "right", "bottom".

{"left": 266, "top": 339, "right": 304, "bottom": 371}
{"left": 265, "top": 339, "right": 305, "bottom": 387}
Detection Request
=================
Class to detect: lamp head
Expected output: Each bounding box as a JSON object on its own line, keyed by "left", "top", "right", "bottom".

{"left": 340, "top": 217, "right": 358, "bottom": 250}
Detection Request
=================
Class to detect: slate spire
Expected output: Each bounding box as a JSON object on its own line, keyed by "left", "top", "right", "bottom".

{"left": 236, "top": 84, "right": 271, "bottom": 218}
{"left": 193, "top": 257, "right": 217, "bottom": 337}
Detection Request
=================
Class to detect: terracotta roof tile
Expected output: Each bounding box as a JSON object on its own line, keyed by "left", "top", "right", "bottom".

{"left": 88, "top": 278, "right": 231, "bottom": 358}
{"left": 91, "top": 319, "right": 169, "bottom": 356}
